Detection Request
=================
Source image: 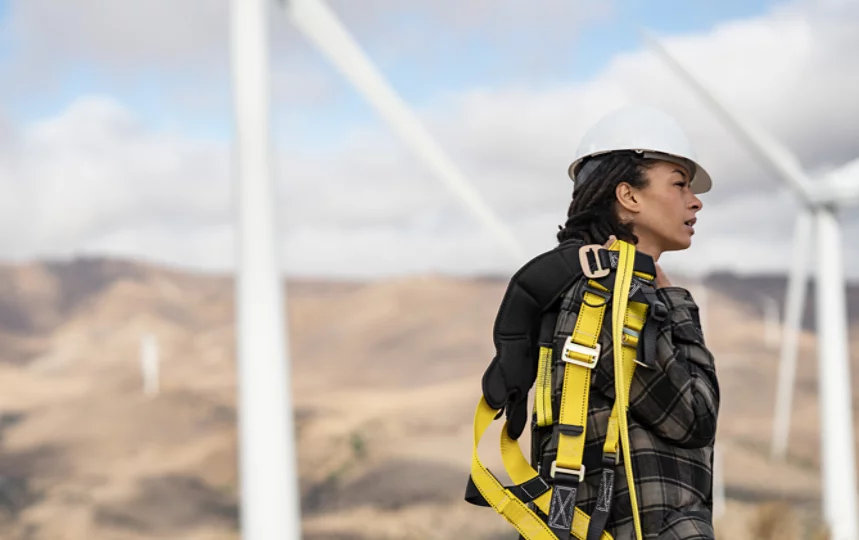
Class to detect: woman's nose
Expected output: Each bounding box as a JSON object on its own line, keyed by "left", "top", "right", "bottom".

{"left": 690, "top": 194, "right": 703, "bottom": 211}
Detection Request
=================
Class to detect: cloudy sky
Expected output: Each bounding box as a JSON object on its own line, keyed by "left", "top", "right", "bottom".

{"left": 1, "top": 0, "right": 858, "bottom": 279}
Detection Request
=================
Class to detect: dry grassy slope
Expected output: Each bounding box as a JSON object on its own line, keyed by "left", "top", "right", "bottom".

{"left": 0, "top": 257, "right": 856, "bottom": 539}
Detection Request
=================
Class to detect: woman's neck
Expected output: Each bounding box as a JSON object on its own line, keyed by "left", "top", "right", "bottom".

{"left": 633, "top": 237, "right": 662, "bottom": 262}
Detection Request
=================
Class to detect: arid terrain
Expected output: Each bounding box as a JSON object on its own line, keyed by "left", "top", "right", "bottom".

{"left": 0, "top": 256, "right": 857, "bottom": 539}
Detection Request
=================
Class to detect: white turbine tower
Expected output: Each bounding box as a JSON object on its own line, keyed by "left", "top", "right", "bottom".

{"left": 280, "top": 0, "right": 527, "bottom": 265}
{"left": 231, "top": 0, "right": 301, "bottom": 538}
{"left": 643, "top": 31, "right": 859, "bottom": 539}
{"left": 229, "top": 1, "right": 530, "bottom": 539}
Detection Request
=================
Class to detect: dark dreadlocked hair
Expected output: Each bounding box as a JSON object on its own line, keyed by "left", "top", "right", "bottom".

{"left": 556, "top": 151, "right": 657, "bottom": 246}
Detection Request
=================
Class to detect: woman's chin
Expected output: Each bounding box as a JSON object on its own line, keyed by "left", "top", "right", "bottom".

{"left": 665, "top": 236, "right": 693, "bottom": 252}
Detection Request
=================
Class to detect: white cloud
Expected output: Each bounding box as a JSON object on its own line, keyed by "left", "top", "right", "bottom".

{"left": 0, "top": 96, "right": 232, "bottom": 267}
{"left": 1, "top": 0, "right": 859, "bottom": 279}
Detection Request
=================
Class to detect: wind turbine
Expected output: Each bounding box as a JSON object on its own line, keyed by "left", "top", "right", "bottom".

{"left": 643, "top": 31, "right": 859, "bottom": 539}
{"left": 140, "top": 333, "right": 160, "bottom": 398}
{"left": 231, "top": 0, "right": 301, "bottom": 538}
{"left": 279, "top": 0, "right": 527, "bottom": 265}
{"left": 229, "top": 1, "right": 530, "bottom": 538}
{"left": 762, "top": 294, "right": 781, "bottom": 350}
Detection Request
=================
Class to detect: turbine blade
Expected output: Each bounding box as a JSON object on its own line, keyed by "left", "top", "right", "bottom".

{"left": 770, "top": 209, "right": 813, "bottom": 459}
{"left": 285, "top": 0, "right": 527, "bottom": 263}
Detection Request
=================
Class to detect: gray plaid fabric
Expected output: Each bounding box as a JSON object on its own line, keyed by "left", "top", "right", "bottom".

{"left": 536, "top": 285, "right": 720, "bottom": 539}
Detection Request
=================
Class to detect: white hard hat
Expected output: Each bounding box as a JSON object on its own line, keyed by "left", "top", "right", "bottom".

{"left": 568, "top": 105, "right": 712, "bottom": 194}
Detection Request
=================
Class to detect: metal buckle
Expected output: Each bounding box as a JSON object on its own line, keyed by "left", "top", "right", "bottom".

{"left": 634, "top": 358, "right": 652, "bottom": 369}
{"left": 579, "top": 245, "right": 611, "bottom": 279}
{"left": 622, "top": 328, "right": 640, "bottom": 353}
{"left": 561, "top": 336, "right": 600, "bottom": 369}
{"left": 622, "top": 327, "right": 653, "bottom": 368}
{"left": 582, "top": 283, "right": 611, "bottom": 308}
{"left": 550, "top": 461, "right": 586, "bottom": 482}
{"left": 621, "top": 327, "right": 639, "bottom": 345}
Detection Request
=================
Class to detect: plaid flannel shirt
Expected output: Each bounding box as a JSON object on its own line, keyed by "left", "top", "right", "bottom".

{"left": 552, "top": 285, "right": 720, "bottom": 539}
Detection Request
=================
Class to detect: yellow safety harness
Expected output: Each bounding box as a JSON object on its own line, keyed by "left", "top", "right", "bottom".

{"left": 468, "top": 240, "right": 657, "bottom": 540}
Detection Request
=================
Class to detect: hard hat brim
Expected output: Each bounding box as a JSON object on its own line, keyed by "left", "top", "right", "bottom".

{"left": 567, "top": 150, "right": 712, "bottom": 195}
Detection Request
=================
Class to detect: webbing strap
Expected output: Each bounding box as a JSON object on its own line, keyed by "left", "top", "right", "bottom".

{"left": 548, "top": 280, "right": 609, "bottom": 536}
{"left": 535, "top": 346, "right": 554, "bottom": 427}
{"left": 468, "top": 424, "right": 607, "bottom": 540}
{"left": 468, "top": 395, "right": 615, "bottom": 539}
{"left": 587, "top": 299, "right": 649, "bottom": 540}
{"left": 611, "top": 241, "right": 644, "bottom": 540}
{"left": 500, "top": 423, "right": 614, "bottom": 540}
{"left": 470, "top": 397, "right": 561, "bottom": 540}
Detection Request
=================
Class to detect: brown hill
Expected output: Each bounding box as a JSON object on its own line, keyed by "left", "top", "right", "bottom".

{"left": 0, "top": 256, "right": 857, "bottom": 539}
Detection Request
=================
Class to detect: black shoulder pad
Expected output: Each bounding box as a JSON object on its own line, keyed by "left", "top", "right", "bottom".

{"left": 482, "top": 240, "right": 586, "bottom": 410}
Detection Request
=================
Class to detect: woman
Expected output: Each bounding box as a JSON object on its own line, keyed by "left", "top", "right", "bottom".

{"left": 555, "top": 105, "right": 720, "bottom": 539}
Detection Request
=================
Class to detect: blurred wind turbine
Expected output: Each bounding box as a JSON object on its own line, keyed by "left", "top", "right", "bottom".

{"left": 230, "top": 0, "right": 301, "bottom": 539}
{"left": 280, "top": 0, "right": 527, "bottom": 265}
{"left": 643, "top": 30, "right": 859, "bottom": 539}
{"left": 140, "top": 334, "right": 160, "bottom": 398}
{"left": 762, "top": 294, "right": 781, "bottom": 350}
{"left": 229, "top": 1, "right": 531, "bottom": 538}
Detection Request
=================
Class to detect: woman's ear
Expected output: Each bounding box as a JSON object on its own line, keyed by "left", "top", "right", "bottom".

{"left": 615, "top": 182, "right": 640, "bottom": 215}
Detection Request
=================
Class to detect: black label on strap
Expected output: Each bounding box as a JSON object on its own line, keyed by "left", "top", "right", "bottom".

{"left": 586, "top": 466, "right": 616, "bottom": 540}
{"left": 548, "top": 485, "right": 577, "bottom": 531}
{"left": 595, "top": 468, "right": 614, "bottom": 513}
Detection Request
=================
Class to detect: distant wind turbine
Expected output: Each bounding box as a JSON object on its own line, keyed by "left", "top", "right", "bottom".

{"left": 140, "top": 334, "right": 160, "bottom": 398}
{"left": 643, "top": 30, "right": 859, "bottom": 540}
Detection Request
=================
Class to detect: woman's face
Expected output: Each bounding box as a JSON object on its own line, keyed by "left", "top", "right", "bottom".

{"left": 625, "top": 159, "right": 703, "bottom": 255}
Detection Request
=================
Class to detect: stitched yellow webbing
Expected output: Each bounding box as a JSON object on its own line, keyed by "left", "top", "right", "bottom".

{"left": 500, "top": 422, "right": 613, "bottom": 540}
{"left": 553, "top": 280, "right": 609, "bottom": 483}
{"left": 469, "top": 240, "right": 647, "bottom": 539}
{"left": 535, "top": 346, "right": 554, "bottom": 427}
{"left": 471, "top": 397, "right": 560, "bottom": 540}
{"left": 611, "top": 241, "right": 643, "bottom": 540}
{"left": 602, "top": 299, "right": 649, "bottom": 465}
{"left": 468, "top": 396, "right": 614, "bottom": 540}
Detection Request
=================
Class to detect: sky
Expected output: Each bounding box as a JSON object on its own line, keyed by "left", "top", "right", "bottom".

{"left": 0, "top": 0, "right": 858, "bottom": 279}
